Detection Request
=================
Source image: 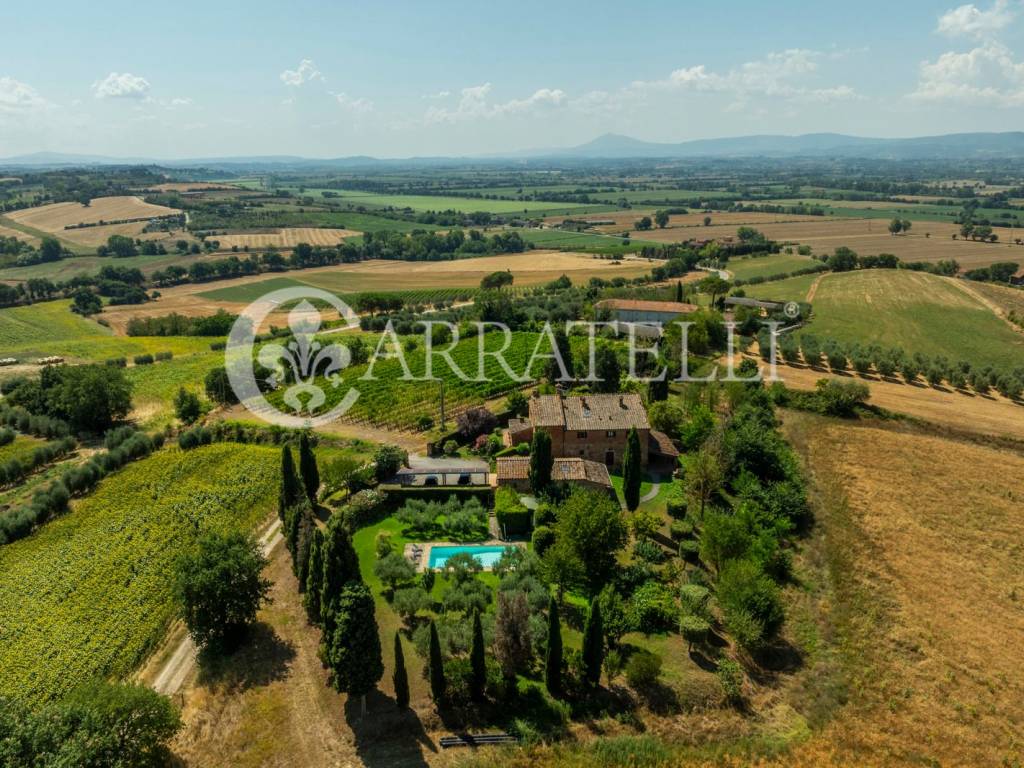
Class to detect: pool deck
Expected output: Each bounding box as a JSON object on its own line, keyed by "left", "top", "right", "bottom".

{"left": 404, "top": 540, "right": 524, "bottom": 572}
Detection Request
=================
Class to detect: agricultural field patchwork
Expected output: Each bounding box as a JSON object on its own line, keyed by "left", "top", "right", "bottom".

{"left": 0, "top": 443, "right": 280, "bottom": 704}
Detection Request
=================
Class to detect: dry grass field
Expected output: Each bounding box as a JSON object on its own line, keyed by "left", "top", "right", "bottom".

{"left": 214, "top": 227, "right": 361, "bottom": 250}
{"left": 772, "top": 414, "right": 1024, "bottom": 768}
{"left": 967, "top": 280, "right": 1024, "bottom": 318}
{"left": 58, "top": 221, "right": 185, "bottom": 247}
{"left": 5, "top": 195, "right": 180, "bottom": 232}
{"left": 0, "top": 223, "right": 40, "bottom": 247}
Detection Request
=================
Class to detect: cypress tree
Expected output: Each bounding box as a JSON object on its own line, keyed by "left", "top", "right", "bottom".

{"left": 582, "top": 600, "right": 604, "bottom": 688}
{"left": 675, "top": 280, "right": 683, "bottom": 303}
{"left": 393, "top": 631, "right": 410, "bottom": 709}
{"left": 623, "top": 427, "right": 642, "bottom": 512}
{"left": 294, "top": 510, "right": 314, "bottom": 590}
{"left": 544, "top": 596, "right": 563, "bottom": 696}
{"left": 428, "top": 620, "right": 446, "bottom": 705}
{"left": 470, "top": 610, "right": 486, "bottom": 702}
{"left": 319, "top": 515, "right": 361, "bottom": 629}
{"left": 298, "top": 432, "right": 320, "bottom": 503}
{"left": 279, "top": 446, "right": 300, "bottom": 520}
{"left": 303, "top": 527, "right": 325, "bottom": 624}
{"left": 323, "top": 583, "right": 383, "bottom": 718}
{"left": 529, "top": 429, "right": 553, "bottom": 494}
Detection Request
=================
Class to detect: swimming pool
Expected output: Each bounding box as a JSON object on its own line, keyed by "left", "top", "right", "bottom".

{"left": 427, "top": 545, "right": 513, "bottom": 570}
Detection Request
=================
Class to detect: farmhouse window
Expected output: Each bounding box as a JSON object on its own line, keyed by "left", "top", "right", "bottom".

{"left": 577, "top": 431, "right": 588, "bottom": 438}
{"left": 606, "top": 430, "right": 616, "bottom": 437}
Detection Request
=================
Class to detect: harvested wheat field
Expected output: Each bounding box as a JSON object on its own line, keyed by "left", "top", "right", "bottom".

{"left": 772, "top": 359, "right": 1024, "bottom": 441}
{"left": 0, "top": 224, "right": 40, "bottom": 247}
{"left": 58, "top": 221, "right": 185, "bottom": 247}
{"left": 5, "top": 196, "right": 181, "bottom": 232}
{"left": 214, "top": 227, "right": 361, "bottom": 250}
{"left": 770, "top": 413, "right": 1024, "bottom": 767}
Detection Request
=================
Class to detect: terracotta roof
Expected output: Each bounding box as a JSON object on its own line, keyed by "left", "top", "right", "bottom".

{"left": 648, "top": 429, "right": 680, "bottom": 458}
{"left": 551, "top": 458, "right": 612, "bottom": 486}
{"left": 528, "top": 393, "right": 650, "bottom": 431}
{"left": 496, "top": 456, "right": 611, "bottom": 487}
{"left": 595, "top": 299, "right": 699, "bottom": 314}
{"left": 529, "top": 394, "right": 566, "bottom": 427}
{"left": 496, "top": 456, "right": 530, "bottom": 480}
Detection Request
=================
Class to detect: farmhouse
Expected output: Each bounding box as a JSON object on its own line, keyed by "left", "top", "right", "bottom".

{"left": 505, "top": 392, "right": 678, "bottom": 470}
{"left": 494, "top": 456, "right": 613, "bottom": 495}
{"left": 595, "top": 298, "right": 699, "bottom": 325}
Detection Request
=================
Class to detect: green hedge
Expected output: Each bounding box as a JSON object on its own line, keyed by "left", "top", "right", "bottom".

{"left": 494, "top": 486, "right": 531, "bottom": 535}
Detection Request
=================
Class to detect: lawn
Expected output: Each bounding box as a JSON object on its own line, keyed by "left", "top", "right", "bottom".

{"left": 0, "top": 443, "right": 280, "bottom": 704}
{"left": 794, "top": 269, "right": 1024, "bottom": 369}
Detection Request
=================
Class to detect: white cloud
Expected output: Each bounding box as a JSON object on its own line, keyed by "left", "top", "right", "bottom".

{"left": 0, "top": 77, "right": 52, "bottom": 113}
{"left": 628, "top": 49, "right": 859, "bottom": 104}
{"left": 92, "top": 72, "right": 150, "bottom": 99}
{"left": 911, "top": 41, "right": 1024, "bottom": 105}
{"left": 333, "top": 92, "right": 373, "bottom": 113}
{"left": 425, "top": 83, "right": 567, "bottom": 123}
{"left": 279, "top": 59, "right": 323, "bottom": 87}
{"left": 937, "top": 0, "right": 1015, "bottom": 39}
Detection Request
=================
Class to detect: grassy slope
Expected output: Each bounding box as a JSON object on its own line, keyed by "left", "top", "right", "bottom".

{"left": 729, "top": 252, "right": 815, "bottom": 281}
{"left": 0, "top": 443, "right": 280, "bottom": 704}
{"left": 0, "top": 300, "right": 212, "bottom": 362}
{"left": 794, "top": 270, "right": 1024, "bottom": 369}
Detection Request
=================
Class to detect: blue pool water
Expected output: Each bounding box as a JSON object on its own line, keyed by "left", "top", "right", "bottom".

{"left": 428, "top": 545, "right": 512, "bottom": 570}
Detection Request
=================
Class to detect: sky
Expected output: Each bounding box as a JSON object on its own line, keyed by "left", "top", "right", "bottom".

{"left": 1, "top": 0, "right": 1023, "bottom": 159}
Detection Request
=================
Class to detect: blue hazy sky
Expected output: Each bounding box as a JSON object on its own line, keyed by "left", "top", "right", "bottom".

{"left": 2, "top": 0, "right": 1022, "bottom": 158}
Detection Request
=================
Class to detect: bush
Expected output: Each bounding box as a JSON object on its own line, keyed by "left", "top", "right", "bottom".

{"left": 716, "top": 658, "right": 744, "bottom": 704}
{"left": 443, "top": 439, "right": 458, "bottom": 457}
{"left": 669, "top": 518, "right": 693, "bottom": 540}
{"left": 716, "top": 558, "right": 784, "bottom": 650}
{"left": 630, "top": 581, "right": 676, "bottom": 633}
{"left": 531, "top": 525, "right": 555, "bottom": 556}
{"left": 632, "top": 538, "right": 665, "bottom": 564}
{"left": 155, "top": 351, "right": 173, "bottom": 362}
{"left": 133, "top": 354, "right": 155, "bottom": 366}
{"left": 495, "top": 486, "right": 531, "bottom": 535}
{"left": 625, "top": 650, "right": 662, "bottom": 689}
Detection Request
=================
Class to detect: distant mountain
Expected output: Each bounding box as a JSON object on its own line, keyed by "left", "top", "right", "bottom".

{"left": 3, "top": 132, "right": 1024, "bottom": 169}
{"left": 543, "top": 131, "right": 1024, "bottom": 159}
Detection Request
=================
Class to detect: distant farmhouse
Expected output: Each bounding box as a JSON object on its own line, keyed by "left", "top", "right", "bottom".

{"left": 724, "top": 296, "right": 784, "bottom": 314}
{"left": 504, "top": 393, "right": 678, "bottom": 472}
{"left": 594, "top": 298, "right": 698, "bottom": 337}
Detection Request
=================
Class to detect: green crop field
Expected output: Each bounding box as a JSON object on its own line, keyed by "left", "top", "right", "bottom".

{"left": 515, "top": 228, "right": 658, "bottom": 251}
{"left": 0, "top": 300, "right": 212, "bottom": 362}
{"left": 277, "top": 187, "right": 608, "bottom": 216}
{"left": 728, "top": 252, "right": 816, "bottom": 280}
{"left": 0, "top": 251, "right": 204, "bottom": 281}
{"left": 0, "top": 443, "right": 280, "bottom": 704}
{"left": 794, "top": 270, "right": 1024, "bottom": 369}
{"left": 127, "top": 350, "right": 225, "bottom": 427}
{"left": 742, "top": 272, "right": 823, "bottom": 302}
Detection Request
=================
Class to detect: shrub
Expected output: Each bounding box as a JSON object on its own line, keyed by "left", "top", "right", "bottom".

{"left": 716, "top": 658, "right": 744, "bottom": 704}
{"left": 133, "top": 354, "right": 155, "bottom": 366}
{"left": 625, "top": 651, "right": 662, "bottom": 689}
{"left": 630, "top": 581, "right": 676, "bottom": 633}
{"left": 154, "top": 351, "right": 173, "bottom": 362}
{"left": 531, "top": 525, "right": 555, "bottom": 556}
{"left": 716, "top": 558, "right": 784, "bottom": 650}
{"left": 633, "top": 538, "right": 665, "bottom": 564}
{"left": 495, "top": 486, "right": 531, "bottom": 535}
{"left": 669, "top": 519, "right": 693, "bottom": 540}
{"left": 443, "top": 439, "right": 458, "bottom": 457}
